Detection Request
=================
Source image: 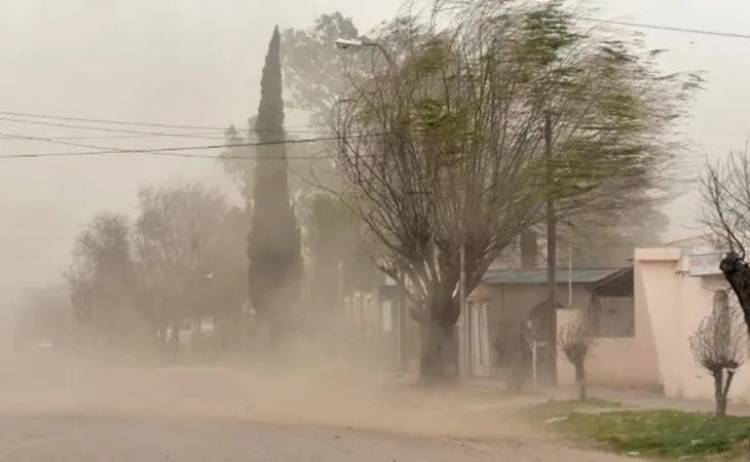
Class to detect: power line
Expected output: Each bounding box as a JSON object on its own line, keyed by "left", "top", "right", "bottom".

{"left": 0, "top": 110, "right": 326, "bottom": 134}
{"left": 0, "top": 131, "right": 366, "bottom": 160}
{"left": 0, "top": 115, "right": 328, "bottom": 139}
{"left": 0, "top": 132, "right": 221, "bottom": 141}
{"left": 574, "top": 15, "right": 750, "bottom": 40}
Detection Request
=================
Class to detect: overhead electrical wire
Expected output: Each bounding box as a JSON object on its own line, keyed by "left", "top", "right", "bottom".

{"left": 0, "top": 110, "right": 323, "bottom": 133}
{"left": 0, "top": 132, "right": 222, "bottom": 141}
{"left": 0, "top": 130, "right": 372, "bottom": 160}
{"left": 573, "top": 15, "right": 750, "bottom": 40}
{"left": 0, "top": 115, "right": 330, "bottom": 138}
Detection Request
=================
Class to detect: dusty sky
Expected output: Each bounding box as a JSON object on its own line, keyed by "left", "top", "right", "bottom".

{"left": 0, "top": 0, "right": 748, "bottom": 303}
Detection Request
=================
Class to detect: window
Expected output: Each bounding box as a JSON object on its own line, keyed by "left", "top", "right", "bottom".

{"left": 590, "top": 294, "right": 635, "bottom": 338}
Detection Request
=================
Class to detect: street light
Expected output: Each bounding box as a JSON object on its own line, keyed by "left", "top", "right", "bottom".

{"left": 334, "top": 38, "right": 364, "bottom": 50}
{"left": 335, "top": 38, "right": 395, "bottom": 68}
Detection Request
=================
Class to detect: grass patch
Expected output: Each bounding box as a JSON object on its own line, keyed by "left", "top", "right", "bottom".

{"left": 555, "top": 410, "right": 750, "bottom": 460}
{"left": 524, "top": 398, "right": 622, "bottom": 422}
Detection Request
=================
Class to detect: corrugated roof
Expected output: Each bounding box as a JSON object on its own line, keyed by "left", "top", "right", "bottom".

{"left": 481, "top": 267, "right": 625, "bottom": 285}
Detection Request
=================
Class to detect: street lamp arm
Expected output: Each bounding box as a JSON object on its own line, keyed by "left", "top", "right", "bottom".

{"left": 335, "top": 38, "right": 396, "bottom": 69}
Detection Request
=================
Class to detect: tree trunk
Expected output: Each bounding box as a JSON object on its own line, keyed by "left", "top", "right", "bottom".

{"left": 419, "top": 319, "right": 457, "bottom": 383}
{"left": 575, "top": 363, "right": 587, "bottom": 401}
{"left": 714, "top": 372, "right": 727, "bottom": 417}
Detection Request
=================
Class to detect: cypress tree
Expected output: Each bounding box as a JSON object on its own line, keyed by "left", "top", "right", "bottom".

{"left": 248, "top": 26, "right": 303, "bottom": 344}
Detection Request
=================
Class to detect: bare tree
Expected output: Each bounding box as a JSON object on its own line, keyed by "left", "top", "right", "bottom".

{"left": 558, "top": 316, "right": 593, "bottom": 401}
{"left": 690, "top": 291, "right": 746, "bottom": 417}
{"left": 702, "top": 147, "right": 750, "bottom": 333}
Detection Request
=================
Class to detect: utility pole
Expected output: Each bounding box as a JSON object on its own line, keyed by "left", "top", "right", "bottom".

{"left": 544, "top": 112, "right": 558, "bottom": 385}
{"left": 568, "top": 223, "right": 573, "bottom": 308}
{"left": 459, "top": 241, "right": 467, "bottom": 379}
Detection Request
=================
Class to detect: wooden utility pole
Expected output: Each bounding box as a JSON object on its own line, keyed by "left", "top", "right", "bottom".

{"left": 544, "top": 112, "right": 558, "bottom": 385}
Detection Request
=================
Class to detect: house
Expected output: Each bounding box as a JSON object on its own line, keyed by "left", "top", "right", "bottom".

{"left": 621, "top": 245, "right": 750, "bottom": 401}
{"left": 463, "top": 266, "right": 635, "bottom": 384}
{"left": 554, "top": 241, "right": 750, "bottom": 405}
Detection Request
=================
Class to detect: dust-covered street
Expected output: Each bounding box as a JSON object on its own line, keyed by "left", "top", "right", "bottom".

{"left": 0, "top": 353, "right": 629, "bottom": 461}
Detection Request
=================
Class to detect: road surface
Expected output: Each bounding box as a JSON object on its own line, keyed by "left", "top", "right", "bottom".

{"left": 0, "top": 413, "right": 632, "bottom": 462}
{"left": 0, "top": 353, "right": 631, "bottom": 461}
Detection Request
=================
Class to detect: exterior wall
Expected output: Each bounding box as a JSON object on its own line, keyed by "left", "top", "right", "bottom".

{"left": 557, "top": 308, "right": 660, "bottom": 390}
{"left": 634, "top": 249, "right": 750, "bottom": 403}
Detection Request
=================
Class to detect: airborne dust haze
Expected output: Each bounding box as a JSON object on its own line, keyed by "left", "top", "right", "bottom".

{"left": 2, "top": 1, "right": 750, "bottom": 461}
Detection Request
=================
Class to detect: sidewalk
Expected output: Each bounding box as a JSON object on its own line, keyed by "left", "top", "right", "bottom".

{"left": 463, "top": 379, "right": 750, "bottom": 416}
{"left": 583, "top": 387, "right": 750, "bottom": 416}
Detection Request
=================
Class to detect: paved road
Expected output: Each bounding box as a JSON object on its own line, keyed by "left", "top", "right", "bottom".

{"left": 0, "top": 413, "right": 630, "bottom": 462}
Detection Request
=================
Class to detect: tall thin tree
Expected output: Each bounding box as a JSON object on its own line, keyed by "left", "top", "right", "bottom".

{"left": 248, "top": 27, "right": 303, "bottom": 348}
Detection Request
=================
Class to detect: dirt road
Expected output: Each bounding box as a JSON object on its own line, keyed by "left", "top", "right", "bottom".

{"left": 0, "top": 353, "right": 630, "bottom": 461}
{"left": 0, "top": 413, "right": 632, "bottom": 462}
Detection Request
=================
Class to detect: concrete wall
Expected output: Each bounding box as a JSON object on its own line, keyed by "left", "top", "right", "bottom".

{"left": 468, "top": 253, "right": 750, "bottom": 404}
{"left": 557, "top": 308, "right": 659, "bottom": 390}
{"left": 634, "top": 248, "right": 750, "bottom": 403}
{"left": 557, "top": 256, "right": 664, "bottom": 390}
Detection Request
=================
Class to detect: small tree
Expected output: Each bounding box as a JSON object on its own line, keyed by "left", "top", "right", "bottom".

{"left": 690, "top": 291, "right": 747, "bottom": 417}
{"left": 558, "top": 316, "right": 593, "bottom": 400}
{"left": 66, "top": 212, "right": 136, "bottom": 338}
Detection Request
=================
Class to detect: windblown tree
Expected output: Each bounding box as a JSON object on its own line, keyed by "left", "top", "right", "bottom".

{"left": 690, "top": 290, "right": 746, "bottom": 417}
{"left": 567, "top": 198, "right": 670, "bottom": 267}
{"left": 336, "top": 23, "right": 545, "bottom": 381}
{"left": 702, "top": 147, "right": 750, "bottom": 333}
{"left": 300, "top": 191, "right": 357, "bottom": 321}
{"left": 504, "top": 1, "right": 699, "bottom": 381}
{"left": 134, "top": 183, "right": 247, "bottom": 351}
{"left": 247, "top": 27, "right": 303, "bottom": 348}
{"left": 335, "top": 1, "right": 696, "bottom": 381}
{"left": 66, "top": 212, "right": 136, "bottom": 337}
{"left": 220, "top": 124, "right": 254, "bottom": 210}
{"left": 282, "top": 12, "right": 365, "bottom": 130}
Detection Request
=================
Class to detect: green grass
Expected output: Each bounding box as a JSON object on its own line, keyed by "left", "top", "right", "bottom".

{"left": 523, "top": 397, "right": 622, "bottom": 422}
{"left": 541, "top": 406, "right": 750, "bottom": 460}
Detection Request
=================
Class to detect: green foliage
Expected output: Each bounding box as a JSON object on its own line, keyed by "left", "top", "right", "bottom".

{"left": 67, "top": 212, "right": 135, "bottom": 323}
{"left": 282, "top": 13, "right": 362, "bottom": 129}
{"left": 134, "top": 183, "right": 247, "bottom": 322}
{"left": 555, "top": 410, "right": 750, "bottom": 460}
{"left": 524, "top": 398, "right": 622, "bottom": 422}
{"left": 300, "top": 191, "right": 357, "bottom": 263}
{"left": 219, "top": 124, "right": 253, "bottom": 206}
{"left": 248, "top": 27, "right": 303, "bottom": 321}
{"left": 516, "top": 1, "right": 583, "bottom": 67}
{"left": 256, "top": 27, "right": 285, "bottom": 135}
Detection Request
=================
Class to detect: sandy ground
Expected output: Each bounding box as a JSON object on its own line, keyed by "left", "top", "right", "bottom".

{"left": 0, "top": 352, "right": 631, "bottom": 461}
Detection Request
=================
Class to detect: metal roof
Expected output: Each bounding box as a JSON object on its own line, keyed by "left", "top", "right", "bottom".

{"left": 481, "top": 267, "right": 626, "bottom": 285}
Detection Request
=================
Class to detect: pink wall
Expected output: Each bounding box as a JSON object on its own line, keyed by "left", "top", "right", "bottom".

{"left": 557, "top": 308, "right": 660, "bottom": 390}
{"left": 624, "top": 248, "right": 750, "bottom": 403}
